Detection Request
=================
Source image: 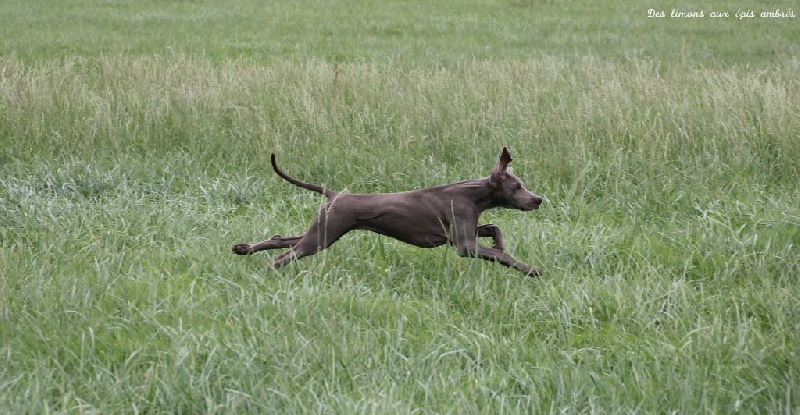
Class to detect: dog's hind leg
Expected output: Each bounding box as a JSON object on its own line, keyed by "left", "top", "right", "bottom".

{"left": 269, "top": 207, "right": 354, "bottom": 269}
{"left": 232, "top": 234, "right": 303, "bottom": 255}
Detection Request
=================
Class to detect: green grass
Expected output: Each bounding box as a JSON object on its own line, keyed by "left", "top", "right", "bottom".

{"left": 1, "top": 0, "right": 799, "bottom": 413}
{"left": 2, "top": 0, "right": 798, "bottom": 65}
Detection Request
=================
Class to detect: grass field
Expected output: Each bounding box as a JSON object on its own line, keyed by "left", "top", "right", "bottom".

{"left": 1, "top": 0, "right": 799, "bottom": 413}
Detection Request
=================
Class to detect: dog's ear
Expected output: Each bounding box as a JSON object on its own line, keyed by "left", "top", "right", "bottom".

{"left": 497, "top": 146, "right": 513, "bottom": 172}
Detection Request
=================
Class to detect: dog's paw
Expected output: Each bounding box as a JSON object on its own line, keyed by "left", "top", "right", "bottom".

{"left": 527, "top": 267, "right": 542, "bottom": 278}
{"left": 232, "top": 244, "right": 252, "bottom": 255}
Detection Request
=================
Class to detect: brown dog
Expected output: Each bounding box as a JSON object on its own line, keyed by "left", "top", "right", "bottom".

{"left": 233, "top": 147, "right": 542, "bottom": 276}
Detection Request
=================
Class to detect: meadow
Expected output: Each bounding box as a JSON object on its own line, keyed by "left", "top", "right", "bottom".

{"left": 1, "top": 0, "right": 798, "bottom": 413}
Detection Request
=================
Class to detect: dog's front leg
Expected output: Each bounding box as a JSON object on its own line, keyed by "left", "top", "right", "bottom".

{"left": 451, "top": 219, "right": 538, "bottom": 277}
{"left": 484, "top": 245, "right": 539, "bottom": 277}
{"left": 476, "top": 224, "right": 505, "bottom": 251}
{"left": 453, "top": 231, "right": 540, "bottom": 277}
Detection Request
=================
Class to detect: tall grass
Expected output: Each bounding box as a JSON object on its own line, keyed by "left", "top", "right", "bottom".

{"left": 3, "top": 55, "right": 798, "bottom": 178}
{"left": 1, "top": 55, "right": 798, "bottom": 412}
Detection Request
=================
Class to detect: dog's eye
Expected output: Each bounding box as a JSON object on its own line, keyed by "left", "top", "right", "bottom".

{"left": 514, "top": 183, "right": 522, "bottom": 190}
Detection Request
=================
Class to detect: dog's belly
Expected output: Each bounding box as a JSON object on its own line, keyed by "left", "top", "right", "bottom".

{"left": 357, "top": 224, "right": 448, "bottom": 248}
{"left": 346, "top": 197, "right": 450, "bottom": 247}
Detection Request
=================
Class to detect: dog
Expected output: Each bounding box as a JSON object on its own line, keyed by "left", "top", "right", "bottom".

{"left": 233, "top": 147, "right": 542, "bottom": 276}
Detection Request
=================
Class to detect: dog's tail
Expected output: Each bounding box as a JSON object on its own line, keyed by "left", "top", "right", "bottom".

{"left": 271, "top": 154, "right": 335, "bottom": 197}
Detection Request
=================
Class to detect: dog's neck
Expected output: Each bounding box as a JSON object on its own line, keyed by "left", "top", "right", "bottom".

{"left": 442, "top": 178, "right": 497, "bottom": 213}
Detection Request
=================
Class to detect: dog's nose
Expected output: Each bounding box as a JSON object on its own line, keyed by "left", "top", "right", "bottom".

{"left": 526, "top": 197, "right": 542, "bottom": 210}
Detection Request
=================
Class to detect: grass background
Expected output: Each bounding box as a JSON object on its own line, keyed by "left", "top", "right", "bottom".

{"left": 1, "top": 0, "right": 798, "bottom": 413}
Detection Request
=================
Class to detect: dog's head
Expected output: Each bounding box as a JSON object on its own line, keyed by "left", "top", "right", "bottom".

{"left": 489, "top": 147, "right": 543, "bottom": 211}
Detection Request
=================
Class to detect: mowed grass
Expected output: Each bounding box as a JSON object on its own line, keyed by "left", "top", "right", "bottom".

{"left": 2, "top": 0, "right": 798, "bottom": 65}
{"left": 1, "top": 0, "right": 799, "bottom": 413}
